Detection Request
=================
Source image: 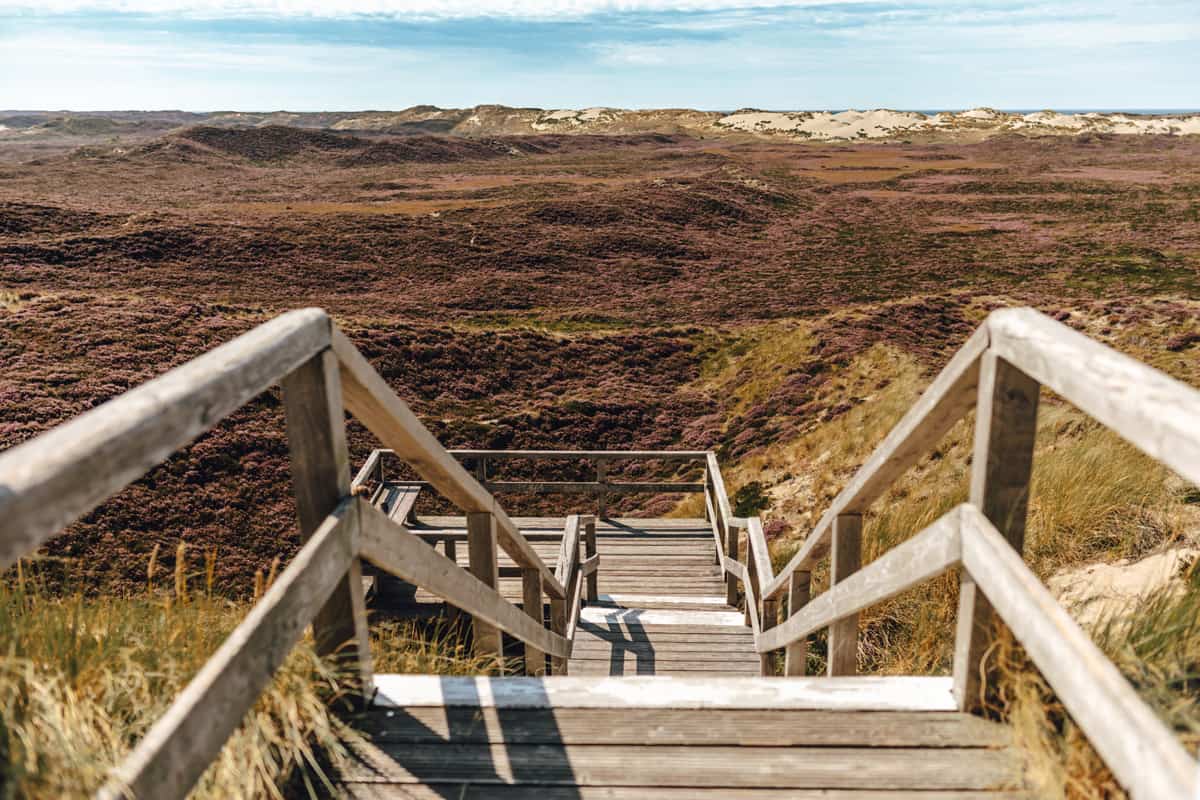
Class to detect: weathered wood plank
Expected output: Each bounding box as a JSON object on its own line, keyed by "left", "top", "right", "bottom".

{"left": 988, "top": 306, "right": 1200, "bottom": 489}
{"left": 954, "top": 352, "right": 1040, "bottom": 710}
{"left": 0, "top": 308, "right": 330, "bottom": 571}
{"left": 757, "top": 509, "right": 962, "bottom": 653}
{"left": 358, "top": 502, "right": 570, "bottom": 659}
{"left": 827, "top": 513, "right": 862, "bottom": 677}
{"left": 449, "top": 449, "right": 711, "bottom": 462}
{"left": 342, "top": 785, "right": 1029, "bottom": 800}
{"left": 353, "top": 707, "right": 1012, "bottom": 747}
{"left": 281, "top": 348, "right": 372, "bottom": 694}
{"left": 761, "top": 322, "right": 987, "bottom": 600}
{"left": 371, "top": 675, "right": 958, "bottom": 711}
{"left": 961, "top": 506, "right": 1196, "bottom": 800}
{"left": 484, "top": 481, "right": 705, "bottom": 494}
{"left": 784, "top": 570, "right": 811, "bottom": 676}
{"left": 330, "top": 327, "right": 565, "bottom": 599}
{"left": 583, "top": 517, "right": 599, "bottom": 602}
{"left": 339, "top": 742, "right": 1018, "bottom": 790}
{"left": 99, "top": 500, "right": 358, "bottom": 800}
{"left": 467, "top": 511, "right": 502, "bottom": 659}
{"left": 521, "top": 568, "right": 546, "bottom": 677}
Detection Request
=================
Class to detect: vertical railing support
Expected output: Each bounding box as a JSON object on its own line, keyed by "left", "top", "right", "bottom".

{"left": 281, "top": 348, "right": 372, "bottom": 699}
{"left": 467, "top": 511, "right": 503, "bottom": 662}
{"left": 596, "top": 459, "right": 607, "bottom": 520}
{"left": 745, "top": 555, "right": 757, "bottom": 628}
{"left": 784, "top": 571, "right": 811, "bottom": 676}
{"left": 584, "top": 516, "right": 599, "bottom": 603}
{"left": 954, "top": 353, "right": 1040, "bottom": 710}
{"left": 827, "top": 513, "right": 862, "bottom": 676}
{"left": 725, "top": 520, "right": 739, "bottom": 607}
{"left": 549, "top": 594, "right": 568, "bottom": 675}
{"left": 760, "top": 595, "right": 777, "bottom": 676}
{"left": 521, "top": 568, "right": 546, "bottom": 676}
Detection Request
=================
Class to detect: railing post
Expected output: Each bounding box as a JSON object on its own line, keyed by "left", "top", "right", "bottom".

{"left": 443, "top": 537, "right": 461, "bottom": 627}
{"left": 760, "top": 595, "right": 777, "bottom": 676}
{"left": 784, "top": 571, "right": 811, "bottom": 676}
{"left": 549, "top": 594, "right": 568, "bottom": 675}
{"left": 745, "top": 555, "right": 757, "bottom": 627}
{"left": 521, "top": 568, "right": 546, "bottom": 676}
{"left": 827, "top": 513, "right": 862, "bottom": 676}
{"left": 281, "top": 349, "right": 372, "bottom": 699}
{"left": 467, "top": 511, "right": 503, "bottom": 662}
{"left": 584, "top": 516, "right": 599, "bottom": 603}
{"left": 725, "top": 519, "right": 739, "bottom": 607}
{"left": 954, "top": 353, "right": 1040, "bottom": 710}
{"left": 596, "top": 459, "right": 607, "bottom": 520}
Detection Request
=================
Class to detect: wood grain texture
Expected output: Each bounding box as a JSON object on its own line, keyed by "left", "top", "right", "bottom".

{"left": 467, "top": 511, "right": 502, "bottom": 658}
{"left": 281, "top": 349, "right": 372, "bottom": 694}
{"left": 988, "top": 306, "right": 1200, "bottom": 489}
{"left": 757, "top": 509, "right": 962, "bottom": 654}
{"left": 99, "top": 500, "right": 358, "bottom": 800}
{"left": 0, "top": 308, "right": 330, "bottom": 570}
{"left": 521, "top": 568, "right": 546, "bottom": 677}
{"left": 352, "top": 707, "right": 1012, "bottom": 747}
{"left": 358, "top": 502, "right": 570, "bottom": 659}
{"left": 954, "top": 352, "right": 1040, "bottom": 710}
{"left": 371, "top": 675, "right": 959, "bottom": 711}
{"left": 784, "top": 570, "right": 811, "bottom": 676}
{"left": 339, "top": 742, "right": 1018, "bottom": 790}
{"left": 961, "top": 506, "right": 1196, "bottom": 800}
{"left": 827, "top": 513, "right": 863, "bottom": 677}
{"left": 343, "top": 786, "right": 1029, "bottom": 800}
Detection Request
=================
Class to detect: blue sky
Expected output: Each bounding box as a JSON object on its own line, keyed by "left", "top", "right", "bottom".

{"left": 2, "top": 1, "right": 1198, "bottom": 111}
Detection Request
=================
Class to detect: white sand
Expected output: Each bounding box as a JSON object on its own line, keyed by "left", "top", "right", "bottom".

{"left": 716, "top": 109, "right": 929, "bottom": 140}
{"left": 714, "top": 108, "right": 1200, "bottom": 140}
{"left": 533, "top": 107, "right": 621, "bottom": 130}
{"left": 1048, "top": 547, "right": 1198, "bottom": 631}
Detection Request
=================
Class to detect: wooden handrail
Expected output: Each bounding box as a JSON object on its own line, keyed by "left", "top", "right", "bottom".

{"left": 740, "top": 308, "right": 1200, "bottom": 798}
{"left": 755, "top": 508, "right": 964, "bottom": 653}
{"left": 449, "top": 449, "right": 710, "bottom": 461}
{"left": 960, "top": 506, "right": 1195, "bottom": 800}
{"left": 760, "top": 322, "right": 988, "bottom": 601}
{"left": 0, "top": 308, "right": 331, "bottom": 570}
{"left": 330, "top": 327, "right": 565, "bottom": 600}
{"left": 99, "top": 497, "right": 360, "bottom": 799}
{"left": 357, "top": 501, "right": 571, "bottom": 659}
{"left": 987, "top": 307, "right": 1200, "bottom": 488}
{"left": 751, "top": 503, "right": 1196, "bottom": 800}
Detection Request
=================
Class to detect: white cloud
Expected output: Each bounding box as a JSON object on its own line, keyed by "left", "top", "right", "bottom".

{"left": 0, "top": 0, "right": 877, "bottom": 19}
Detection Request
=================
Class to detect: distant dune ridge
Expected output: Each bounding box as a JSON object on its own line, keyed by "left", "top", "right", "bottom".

{"left": 3, "top": 105, "right": 1200, "bottom": 143}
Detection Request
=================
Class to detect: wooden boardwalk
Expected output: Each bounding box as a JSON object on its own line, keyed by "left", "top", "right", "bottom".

{"left": 5, "top": 306, "right": 1198, "bottom": 799}
{"left": 380, "top": 516, "right": 760, "bottom": 677}
{"left": 339, "top": 675, "right": 1024, "bottom": 798}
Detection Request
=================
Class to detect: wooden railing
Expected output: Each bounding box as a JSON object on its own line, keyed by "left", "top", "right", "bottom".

{"left": 730, "top": 307, "right": 1200, "bottom": 800}
{"left": 4, "top": 304, "right": 1195, "bottom": 799}
{"left": 0, "top": 309, "right": 582, "bottom": 799}
{"left": 362, "top": 447, "right": 709, "bottom": 518}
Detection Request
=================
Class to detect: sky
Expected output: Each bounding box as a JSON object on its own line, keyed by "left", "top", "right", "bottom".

{"left": 1, "top": 1, "right": 1198, "bottom": 112}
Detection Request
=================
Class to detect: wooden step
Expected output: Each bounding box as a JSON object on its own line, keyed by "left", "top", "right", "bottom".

{"left": 340, "top": 676, "right": 1026, "bottom": 797}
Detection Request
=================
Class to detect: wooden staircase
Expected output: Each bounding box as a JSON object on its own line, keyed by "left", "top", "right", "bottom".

{"left": 338, "top": 676, "right": 1023, "bottom": 798}
{"left": 3, "top": 306, "right": 1199, "bottom": 799}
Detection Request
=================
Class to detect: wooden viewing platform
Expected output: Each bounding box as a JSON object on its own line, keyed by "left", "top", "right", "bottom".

{"left": 1, "top": 307, "right": 1198, "bottom": 798}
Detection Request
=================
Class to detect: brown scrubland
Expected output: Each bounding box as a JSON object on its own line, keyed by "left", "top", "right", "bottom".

{"left": 1, "top": 120, "right": 1198, "bottom": 797}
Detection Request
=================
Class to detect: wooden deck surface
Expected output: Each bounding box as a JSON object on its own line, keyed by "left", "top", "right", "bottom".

{"left": 339, "top": 676, "right": 1027, "bottom": 798}
{"left": 376, "top": 515, "right": 758, "bottom": 677}
{"left": 347, "top": 515, "right": 1028, "bottom": 797}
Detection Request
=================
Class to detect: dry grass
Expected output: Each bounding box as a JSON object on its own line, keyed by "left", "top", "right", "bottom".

{"left": 0, "top": 552, "right": 490, "bottom": 799}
